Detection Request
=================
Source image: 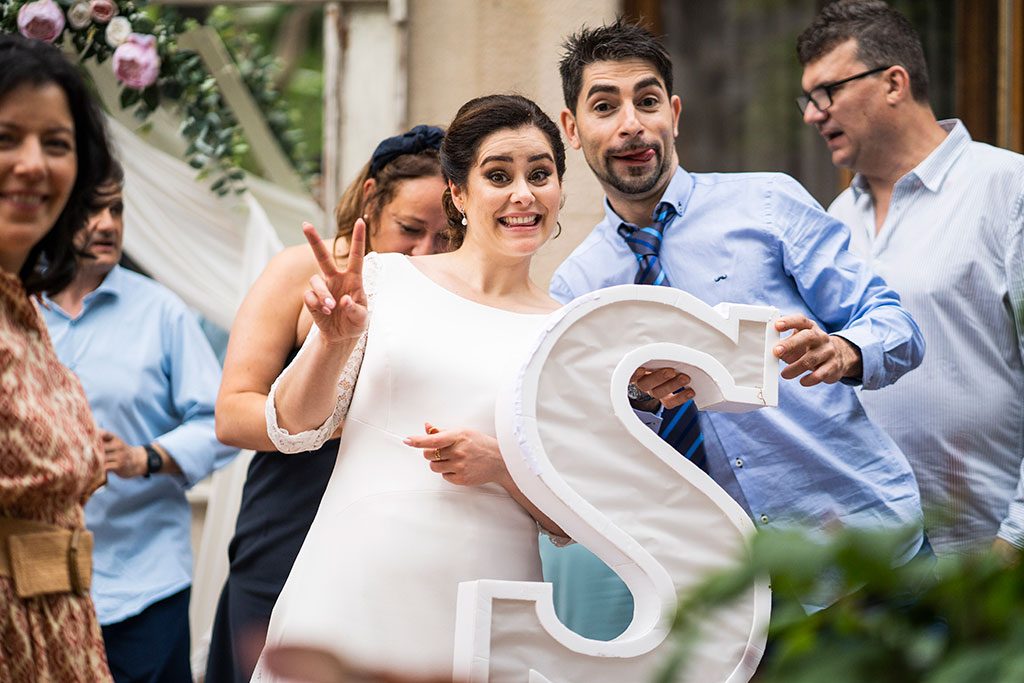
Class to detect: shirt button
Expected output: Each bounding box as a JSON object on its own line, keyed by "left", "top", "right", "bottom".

{"left": 759, "top": 514, "right": 770, "bottom": 524}
{"left": 735, "top": 458, "right": 743, "bottom": 468}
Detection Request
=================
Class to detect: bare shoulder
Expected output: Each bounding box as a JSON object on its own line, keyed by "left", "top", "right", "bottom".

{"left": 261, "top": 243, "right": 321, "bottom": 287}
{"left": 230, "top": 244, "right": 319, "bottom": 346}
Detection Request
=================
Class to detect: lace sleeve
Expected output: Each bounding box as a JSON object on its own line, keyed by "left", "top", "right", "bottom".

{"left": 265, "top": 252, "right": 381, "bottom": 453}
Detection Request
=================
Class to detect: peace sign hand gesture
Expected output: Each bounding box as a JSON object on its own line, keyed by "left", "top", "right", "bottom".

{"left": 302, "top": 219, "right": 368, "bottom": 345}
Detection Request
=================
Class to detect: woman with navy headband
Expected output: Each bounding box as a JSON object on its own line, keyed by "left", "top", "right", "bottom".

{"left": 205, "top": 125, "right": 449, "bottom": 683}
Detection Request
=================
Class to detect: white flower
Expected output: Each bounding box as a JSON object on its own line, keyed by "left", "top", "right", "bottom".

{"left": 105, "top": 16, "right": 132, "bottom": 47}
{"left": 67, "top": 1, "right": 92, "bottom": 29}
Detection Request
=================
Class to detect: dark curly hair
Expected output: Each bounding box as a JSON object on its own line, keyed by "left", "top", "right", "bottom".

{"left": 439, "top": 94, "right": 565, "bottom": 249}
{"left": 0, "top": 34, "right": 115, "bottom": 296}
{"left": 559, "top": 17, "right": 674, "bottom": 115}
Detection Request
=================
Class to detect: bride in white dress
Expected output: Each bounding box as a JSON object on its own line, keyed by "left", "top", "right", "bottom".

{"left": 253, "top": 95, "right": 571, "bottom": 681}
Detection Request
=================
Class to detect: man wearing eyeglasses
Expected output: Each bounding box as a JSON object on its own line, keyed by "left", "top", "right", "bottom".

{"left": 798, "top": 1, "right": 1024, "bottom": 561}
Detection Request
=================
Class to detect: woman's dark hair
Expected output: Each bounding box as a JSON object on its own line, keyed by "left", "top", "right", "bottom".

{"left": 333, "top": 125, "right": 444, "bottom": 256}
{"left": 97, "top": 155, "right": 125, "bottom": 192}
{"left": 439, "top": 94, "right": 566, "bottom": 249}
{"left": 0, "top": 34, "right": 114, "bottom": 296}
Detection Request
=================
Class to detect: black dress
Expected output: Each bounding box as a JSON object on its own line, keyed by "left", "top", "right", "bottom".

{"left": 204, "top": 420, "right": 338, "bottom": 682}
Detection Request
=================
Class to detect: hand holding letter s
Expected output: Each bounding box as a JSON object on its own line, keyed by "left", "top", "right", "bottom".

{"left": 773, "top": 313, "right": 862, "bottom": 386}
{"left": 302, "top": 220, "right": 368, "bottom": 345}
{"left": 631, "top": 366, "right": 695, "bottom": 410}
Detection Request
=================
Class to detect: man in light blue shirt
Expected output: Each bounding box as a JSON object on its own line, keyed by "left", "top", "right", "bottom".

{"left": 798, "top": 2, "right": 1024, "bottom": 560}
{"left": 42, "top": 161, "right": 237, "bottom": 682}
{"left": 542, "top": 19, "right": 925, "bottom": 639}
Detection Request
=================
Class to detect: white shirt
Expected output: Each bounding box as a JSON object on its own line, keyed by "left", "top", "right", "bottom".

{"left": 829, "top": 119, "right": 1024, "bottom": 557}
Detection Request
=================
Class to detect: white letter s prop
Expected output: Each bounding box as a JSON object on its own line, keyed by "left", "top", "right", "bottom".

{"left": 453, "top": 285, "right": 778, "bottom": 682}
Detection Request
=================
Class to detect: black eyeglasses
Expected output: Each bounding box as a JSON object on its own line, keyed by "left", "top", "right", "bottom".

{"left": 796, "top": 65, "right": 892, "bottom": 113}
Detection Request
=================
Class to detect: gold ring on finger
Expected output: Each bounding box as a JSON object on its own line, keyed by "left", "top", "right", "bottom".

{"left": 434, "top": 449, "right": 442, "bottom": 461}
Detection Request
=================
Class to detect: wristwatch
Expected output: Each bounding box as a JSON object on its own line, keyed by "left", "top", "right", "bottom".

{"left": 627, "top": 383, "right": 653, "bottom": 402}
{"left": 628, "top": 383, "right": 660, "bottom": 412}
{"left": 143, "top": 445, "right": 162, "bottom": 478}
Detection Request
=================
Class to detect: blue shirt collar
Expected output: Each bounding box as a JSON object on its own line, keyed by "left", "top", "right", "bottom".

{"left": 602, "top": 166, "right": 695, "bottom": 230}
{"left": 89, "top": 264, "right": 125, "bottom": 300}
{"left": 850, "top": 119, "right": 969, "bottom": 199}
{"left": 43, "top": 264, "right": 123, "bottom": 320}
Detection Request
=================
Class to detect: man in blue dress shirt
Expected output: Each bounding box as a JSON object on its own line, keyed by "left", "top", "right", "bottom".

{"left": 797, "top": 2, "right": 1024, "bottom": 561}
{"left": 541, "top": 18, "right": 926, "bottom": 639}
{"left": 42, "top": 160, "right": 237, "bottom": 682}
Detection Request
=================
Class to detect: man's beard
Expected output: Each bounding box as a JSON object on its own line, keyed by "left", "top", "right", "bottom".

{"left": 588, "top": 142, "right": 670, "bottom": 197}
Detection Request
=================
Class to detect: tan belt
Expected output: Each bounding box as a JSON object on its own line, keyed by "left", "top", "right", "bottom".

{"left": 0, "top": 517, "right": 92, "bottom": 598}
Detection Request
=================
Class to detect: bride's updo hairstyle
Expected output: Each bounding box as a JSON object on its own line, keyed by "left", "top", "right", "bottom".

{"left": 439, "top": 94, "right": 566, "bottom": 249}
{"left": 334, "top": 124, "right": 445, "bottom": 254}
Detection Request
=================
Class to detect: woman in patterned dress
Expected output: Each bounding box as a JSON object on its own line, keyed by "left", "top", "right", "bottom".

{"left": 0, "top": 34, "right": 116, "bottom": 681}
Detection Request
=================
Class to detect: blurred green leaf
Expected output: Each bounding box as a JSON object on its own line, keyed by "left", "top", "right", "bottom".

{"left": 667, "top": 527, "right": 1024, "bottom": 683}
{"left": 119, "top": 87, "right": 140, "bottom": 109}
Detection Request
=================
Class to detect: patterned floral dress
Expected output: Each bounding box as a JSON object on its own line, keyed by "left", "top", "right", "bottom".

{"left": 0, "top": 271, "right": 112, "bottom": 682}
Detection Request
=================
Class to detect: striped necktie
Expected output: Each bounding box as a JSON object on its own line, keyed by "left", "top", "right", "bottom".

{"left": 618, "top": 202, "right": 707, "bottom": 468}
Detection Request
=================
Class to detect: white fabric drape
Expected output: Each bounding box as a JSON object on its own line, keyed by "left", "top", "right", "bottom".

{"left": 109, "top": 117, "right": 286, "bottom": 331}
{"left": 105, "top": 116, "right": 319, "bottom": 680}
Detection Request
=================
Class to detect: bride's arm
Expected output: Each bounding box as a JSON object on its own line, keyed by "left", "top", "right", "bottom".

{"left": 404, "top": 425, "right": 569, "bottom": 541}
{"left": 273, "top": 331, "right": 360, "bottom": 434}
{"left": 501, "top": 472, "right": 570, "bottom": 543}
{"left": 268, "top": 221, "right": 371, "bottom": 440}
{"left": 265, "top": 320, "right": 368, "bottom": 453}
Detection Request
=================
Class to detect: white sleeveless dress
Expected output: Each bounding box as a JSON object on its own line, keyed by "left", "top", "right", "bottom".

{"left": 253, "top": 252, "right": 552, "bottom": 680}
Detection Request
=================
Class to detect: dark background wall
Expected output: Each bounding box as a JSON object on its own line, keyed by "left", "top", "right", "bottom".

{"left": 625, "top": 0, "right": 1016, "bottom": 208}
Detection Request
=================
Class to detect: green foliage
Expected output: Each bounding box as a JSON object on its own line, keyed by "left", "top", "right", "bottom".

{"left": 207, "top": 7, "right": 316, "bottom": 183}
{"left": 1, "top": 0, "right": 315, "bottom": 196}
{"left": 664, "top": 528, "right": 1024, "bottom": 683}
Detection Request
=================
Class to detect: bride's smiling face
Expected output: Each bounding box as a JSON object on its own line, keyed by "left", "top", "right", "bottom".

{"left": 452, "top": 125, "right": 561, "bottom": 258}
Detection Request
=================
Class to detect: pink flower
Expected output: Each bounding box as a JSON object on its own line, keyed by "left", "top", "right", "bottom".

{"left": 89, "top": 0, "right": 117, "bottom": 24}
{"left": 112, "top": 33, "right": 159, "bottom": 90}
{"left": 17, "top": 0, "right": 65, "bottom": 43}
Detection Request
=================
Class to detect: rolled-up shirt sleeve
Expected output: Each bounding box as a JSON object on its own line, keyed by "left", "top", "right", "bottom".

{"left": 774, "top": 175, "right": 925, "bottom": 390}
{"left": 153, "top": 304, "right": 238, "bottom": 488}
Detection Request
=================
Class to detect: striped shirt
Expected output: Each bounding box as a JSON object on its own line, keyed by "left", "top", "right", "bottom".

{"left": 829, "top": 119, "right": 1024, "bottom": 557}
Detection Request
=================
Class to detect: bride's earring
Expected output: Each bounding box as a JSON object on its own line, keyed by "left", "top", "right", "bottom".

{"left": 461, "top": 213, "right": 468, "bottom": 226}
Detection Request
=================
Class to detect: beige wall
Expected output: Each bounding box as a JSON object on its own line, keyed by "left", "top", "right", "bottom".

{"left": 406, "top": 0, "right": 620, "bottom": 288}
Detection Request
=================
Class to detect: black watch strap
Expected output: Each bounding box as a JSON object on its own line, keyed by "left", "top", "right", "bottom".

{"left": 628, "top": 383, "right": 660, "bottom": 412}
{"left": 143, "top": 445, "right": 162, "bottom": 478}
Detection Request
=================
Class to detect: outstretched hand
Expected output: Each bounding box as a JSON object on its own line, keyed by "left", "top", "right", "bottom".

{"left": 302, "top": 220, "right": 368, "bottom": 345}
{"left": 773, "top": 314, "right": 862, "bottom": 386}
